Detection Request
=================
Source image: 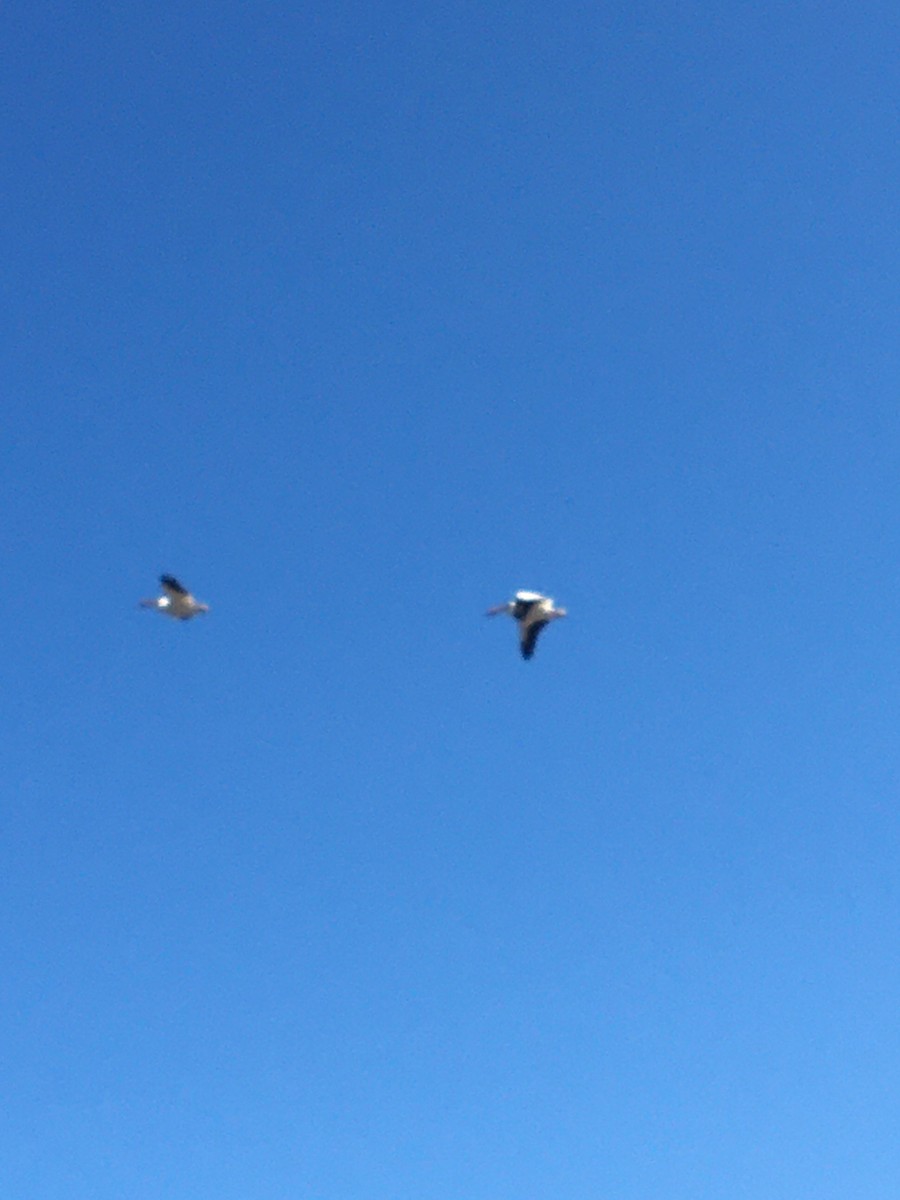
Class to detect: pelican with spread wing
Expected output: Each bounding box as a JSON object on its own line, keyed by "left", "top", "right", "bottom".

{"left": 140, "top": 575, "right": 210, "bottom": 620}
{"left": 486, "top": 590, "right": 567, "bottom": 659}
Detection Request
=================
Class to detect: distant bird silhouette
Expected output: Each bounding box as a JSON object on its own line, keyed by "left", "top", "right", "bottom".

{"left": 140, "top": 575, "right": 210, "bottom": 621}
{"left": 486, "top": 590, "right": 567, "bottom": 659}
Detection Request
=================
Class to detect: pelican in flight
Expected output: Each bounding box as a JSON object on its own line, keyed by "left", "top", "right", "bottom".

{"left": 140, "top": 575, "right": 210, "bottom": 620}
{"left": 486, "top": 590, "right": 567, "bottom": 659}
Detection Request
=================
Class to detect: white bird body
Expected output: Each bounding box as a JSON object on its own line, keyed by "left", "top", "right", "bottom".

{"left": 486, "top": 590, "right": 567, "bottom": 659}
{"left": 140, "top": 575, "right": 209, "bottom": 620}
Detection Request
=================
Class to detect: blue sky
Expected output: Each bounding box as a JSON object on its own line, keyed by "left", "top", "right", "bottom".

{"left": 3, "top": 1, "right": 900, "bottom": 1196}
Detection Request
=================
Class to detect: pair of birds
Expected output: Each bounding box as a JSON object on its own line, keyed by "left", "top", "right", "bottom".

{"left": 141, "top": 577, "right": 567, "bottom": 660}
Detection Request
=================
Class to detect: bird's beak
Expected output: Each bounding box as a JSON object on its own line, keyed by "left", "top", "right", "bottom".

{"left": 556, "top": 608, "right": 568, "bottom": 617}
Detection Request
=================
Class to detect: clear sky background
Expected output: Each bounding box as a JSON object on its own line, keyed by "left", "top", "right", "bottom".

{"left": 3, "top": 2, "right": 900, "bottom": 1197}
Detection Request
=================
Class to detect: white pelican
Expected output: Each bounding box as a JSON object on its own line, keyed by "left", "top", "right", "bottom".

{"left": 486, "top": 590, "right": 567, "bottom": 659}
{"left": 140, "top": 575, "right": 210, "bottom": 620}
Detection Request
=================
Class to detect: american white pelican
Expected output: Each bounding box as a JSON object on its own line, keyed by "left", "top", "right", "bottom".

{"left": 486, "top": 590, "right": 567, "bottom": 659}
{"left": 140, "top": 575, "right": 210, "bottom": 620}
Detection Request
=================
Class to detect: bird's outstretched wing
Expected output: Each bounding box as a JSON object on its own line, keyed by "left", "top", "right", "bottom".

{"left": 160, "top": 575, "right": 190, "bottom": 599}
{"left": 520, "top": 620, "right": 548, "bottom": 660}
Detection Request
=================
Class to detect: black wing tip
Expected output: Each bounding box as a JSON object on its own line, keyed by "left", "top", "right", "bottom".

{"left": 160, "top": 574, "right": 188, "bottom": 594}
{"left": 520, "top": 620, "right": 548, "bottom": 660}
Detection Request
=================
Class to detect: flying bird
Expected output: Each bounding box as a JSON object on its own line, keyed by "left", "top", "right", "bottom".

{"left": 486, "top": 590, "right": 567, "bottom": 659}
{"left": 140, "top": 575, "right": 210, "bottom": 620}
